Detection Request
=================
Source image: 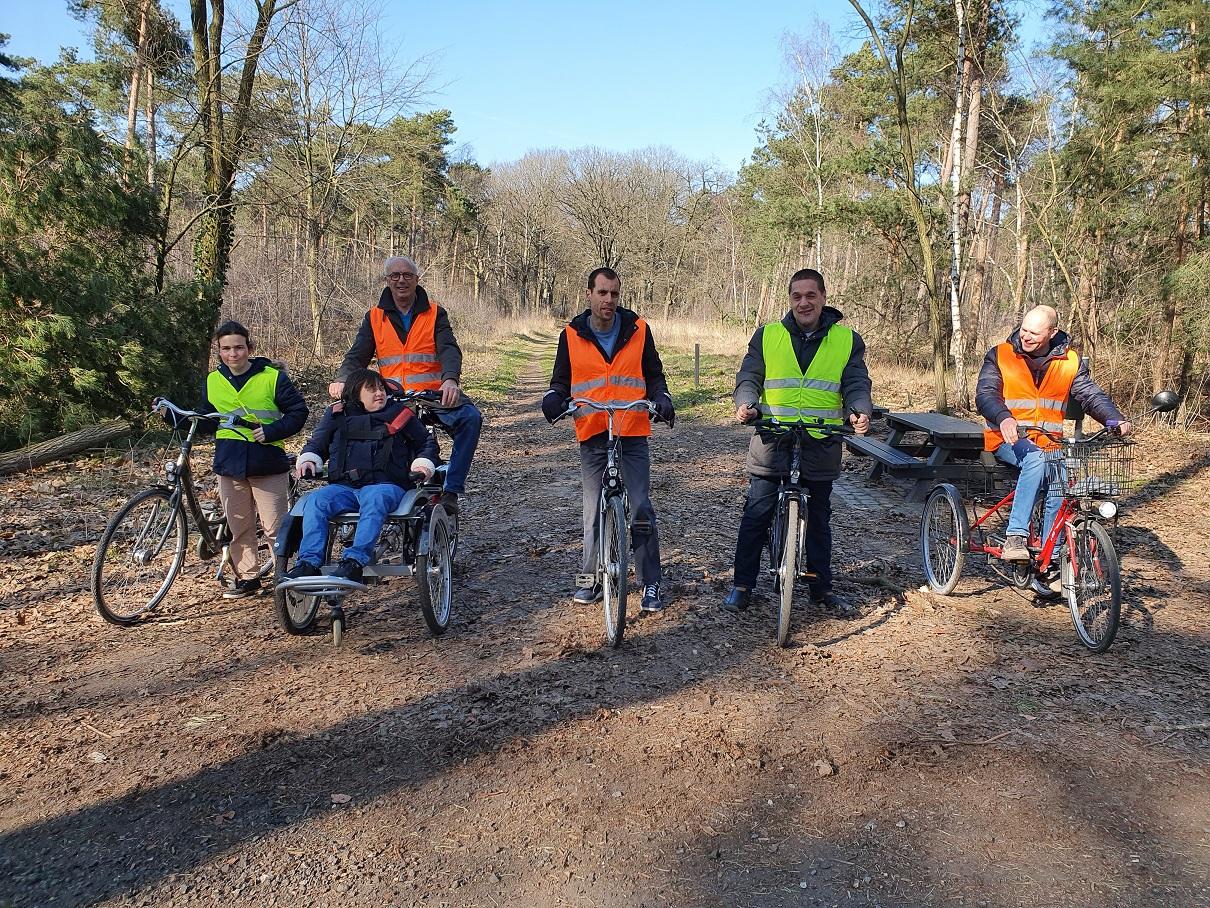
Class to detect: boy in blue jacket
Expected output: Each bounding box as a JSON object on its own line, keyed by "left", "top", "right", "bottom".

{"left": 284, "top": 369, "right": 439, "bottom": 583}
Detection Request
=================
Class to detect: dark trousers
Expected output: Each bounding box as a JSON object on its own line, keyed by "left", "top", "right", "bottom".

{"left": 733, "top": 475, "right": 833, "bottom": 594}
{"left": 579, "top": 435, "right": 661, "bottom": 587}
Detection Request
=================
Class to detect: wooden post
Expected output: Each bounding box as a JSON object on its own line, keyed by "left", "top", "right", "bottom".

{"left": 694, "top": 344, "right": 700, "bottom": 388}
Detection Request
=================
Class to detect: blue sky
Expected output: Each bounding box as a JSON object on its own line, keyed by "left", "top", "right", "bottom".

{"left": 3, "top": 0, "right": 1046, "bottom": 175}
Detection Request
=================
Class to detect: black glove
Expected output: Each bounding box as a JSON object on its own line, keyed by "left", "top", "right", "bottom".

{"left": 542, "top": 391, "right": 570, "bottom": 423}
{"left": 653, "top": 392, "right": 675, "bottom": 428}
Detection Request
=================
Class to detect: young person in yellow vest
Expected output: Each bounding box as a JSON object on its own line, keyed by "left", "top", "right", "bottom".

{"left": 195, "top": 321, "right": 308, "bottom": 598}
{"left": 976, "top": 304, "right": 1131, "bottom": 563}
{"left": 722, "top": 268, "right": 872, "bottom": 615}
{"left": 541, "top": 267, "right": 675, "bottom": 612}
{"left": 328, "top": 255, "right": 482, "bottom": 515}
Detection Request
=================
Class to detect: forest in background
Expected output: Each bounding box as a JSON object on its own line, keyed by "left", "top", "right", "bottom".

{"left": 1, "top": 0, "right": 1207, "bottom": 449}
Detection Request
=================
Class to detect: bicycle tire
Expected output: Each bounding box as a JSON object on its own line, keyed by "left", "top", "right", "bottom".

{"left": 1061, "top": 520, "right": 1121, "bottom": 652}
{"left": 91, "top": 487, "right": 188, "bottom": 625}
{"left": 776, "top": 498, "right": 799, "bottom": 647}
{"left": 274, "top": 554, "right": 320, "bottom": 634}
{"left": 416, "top": 507, "right": 454, "bottom": 635}
{"left": 601, "top": 496, "right": 628, "bottom": 647}
{"left": 921, "top": 483, "right": 968, "bottom": 594}
{"left": 769, "top": 498, "right": 785, "bottom": 596}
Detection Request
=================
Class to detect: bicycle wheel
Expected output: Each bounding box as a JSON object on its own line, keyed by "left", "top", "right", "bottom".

{"left": 776, "top": 498, "right": 799, "bottom": 647}
{"left": 274, "top": 555, "right": 320, "bottom": 634}
{"left": 92, "top": 488, "right": 188, "bottom": 625}
{"left": 416, "top": 508, "right": 454, "bottom": 635}
{"left": 1061, "top": 520, "right": 1121, "bottom": 652}
{"left": 920, "top": 483, "right": 968, "bottom": 594}
{"left": 601, "top": 496, "right": 629, "bottom": 647}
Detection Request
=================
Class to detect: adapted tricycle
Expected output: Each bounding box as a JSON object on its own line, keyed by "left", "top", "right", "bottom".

{"left": 272, "top": 390, "right": 457, "bottom": 645}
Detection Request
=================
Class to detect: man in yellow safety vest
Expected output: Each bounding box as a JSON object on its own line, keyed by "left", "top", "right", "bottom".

{"left": 723, "top": 268, "right": 872, "bottom": 615}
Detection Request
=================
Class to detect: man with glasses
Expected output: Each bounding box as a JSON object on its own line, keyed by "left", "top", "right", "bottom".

{"left": 329, "top": 255, "right": 482, "bottom": 513}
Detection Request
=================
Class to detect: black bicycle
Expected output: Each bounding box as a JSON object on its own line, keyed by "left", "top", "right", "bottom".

{"left": 749, "top": 417, "right": 854, "bottom": 646}
{"left": 554, "top": 398, "right": 660, "bottom": 648}
{"left": 91, "top": 398, "right": 299, "bottom": 625}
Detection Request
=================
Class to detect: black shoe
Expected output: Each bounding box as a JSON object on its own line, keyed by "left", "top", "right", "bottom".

{"left": 640, "top": 583, "right": 664, "bottom": 612}
{"left": 332, "top": 558, "right": 364, "bottom": 584}
{"left": 721, "top": 587, "right": 751, "bottom": 613}
{"left": 812, "top": 590, "right": 855, "bottom": 615}
{"left": 282, "top": 561, "right": 321, "bottom": 581}
{"left": 573, "top": 584, "right": 602, "bottom": 604}
{"left": 440, "top": 492, "right": 460, "bottom": 516}
{"left": 223, "top": 577, "right": 261, "bottom": 599}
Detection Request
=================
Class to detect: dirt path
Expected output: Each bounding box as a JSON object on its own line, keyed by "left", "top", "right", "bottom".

{"left": 0, "top": 337, "right": 1207, "bottom": 907}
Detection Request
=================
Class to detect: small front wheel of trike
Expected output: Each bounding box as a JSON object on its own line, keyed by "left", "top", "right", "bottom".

{"left": 416, "top": 506, "right": 455, "bottom": 635}
{"left": 92, "top": 487, "right": 188, "bottom": 625}
{"left": 920, "top": 483, "right": 968, "bottom": 595}
{"left": 274, "top": 556, "right": 321, "bottom": 634}
{"left": 1061, "top": 519, "right": 1121, "bottom": 653}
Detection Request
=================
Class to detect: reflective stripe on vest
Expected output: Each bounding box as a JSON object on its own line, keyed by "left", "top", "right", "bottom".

{"left": 565, "top": 320, "right": 650, "bottom": 442}
{"left": 206, "top": 367, "right": 285, "bottom": 448}
{"left": 759, "top": 322, "right": 853, "bottom": 438}
{"left": 369, "top": 304, "right": 442, "bottom": 391}
{"left": 982, "top": 344, "right": 1079, "bottom": 452}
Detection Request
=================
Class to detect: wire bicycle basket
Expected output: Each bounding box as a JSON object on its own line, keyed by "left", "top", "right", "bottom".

{"left": 1057, "top": 438, "right": 1134, "bottom": 498}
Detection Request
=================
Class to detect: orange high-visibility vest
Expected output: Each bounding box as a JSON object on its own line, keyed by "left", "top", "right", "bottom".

{"left": 983, "top": 344, "right": 1079, "bottom": 451}
{"left": 369, "top": 304, "right": 442, "bottom": 391}
{"left": 566, "top": 321, "right": 650, "bottom": 442}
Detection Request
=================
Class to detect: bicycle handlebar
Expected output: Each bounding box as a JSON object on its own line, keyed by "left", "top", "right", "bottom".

{"left": 554, "top": 397, "right": 663, "bottom": 424}
{"left": 153, "top": 398, "right": 254, "bottom": 431}
{"left": 746, "top": 416, "right": 856, "bottom": 437}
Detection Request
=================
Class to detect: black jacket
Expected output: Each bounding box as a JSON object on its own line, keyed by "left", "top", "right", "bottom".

{"left": 183, "top": 358, "right": 308, "bottom": 479}
{"left": 301, "top": 399, "right": 439, "bottom": 489}
{"left": 336, "top": 286, "right": 470, "bottom": 405}
{"left": 546, "top": 307, "right": 670, "bottom": 441}
{"left": 975, "top": 328, "right": 1123, "bottom": 429}
{"left": 734, "top": 307, "right": 873, "bottom": 480}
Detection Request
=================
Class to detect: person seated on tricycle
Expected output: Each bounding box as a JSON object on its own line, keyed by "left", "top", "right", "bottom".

{"left": 282, "top": 368, "right": 439, "bottom": 584}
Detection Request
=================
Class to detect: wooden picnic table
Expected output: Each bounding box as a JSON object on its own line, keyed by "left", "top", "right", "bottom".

{"left": 847, "top": 410, "right": 1008, "bottom": 501}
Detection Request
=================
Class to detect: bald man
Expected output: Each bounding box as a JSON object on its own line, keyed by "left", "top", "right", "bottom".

{"left": 330, "top": 255, "right": 482, "bottom": 513}
{"left": 976, "top": 305, "right": 1130, "bottom": 564}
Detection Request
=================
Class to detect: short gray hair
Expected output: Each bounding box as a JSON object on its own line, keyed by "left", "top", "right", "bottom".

{"left": 383, "top": 255, "right": 418, "bottom": 277}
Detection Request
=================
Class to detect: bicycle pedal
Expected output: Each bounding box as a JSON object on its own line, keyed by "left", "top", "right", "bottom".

{"left": 575, "top": 573, "right": 596, "bottom": 589}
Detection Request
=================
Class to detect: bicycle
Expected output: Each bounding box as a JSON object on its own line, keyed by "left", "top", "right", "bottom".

{"left": 919, "top": 391, "right": 1179, "bottom": 652}
{"left": 553, "top": 397, "right": 661, "bottom": 648}
{"left": 91, "top": 398, "right": 299, "bottom": 626}
{"left": 748, "top": 417, "right": 855, "bottom": 647}
{"left": 273, "top": 389, "right": 456, "bottom": 646}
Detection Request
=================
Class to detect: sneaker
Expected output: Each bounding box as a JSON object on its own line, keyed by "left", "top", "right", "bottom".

{"left": 332, "top": 558, "right": 364, "bottom": 584}
{"left": 640, "top": 583, "right": 664, "bottom": 612}
{"left": 720, "top": 587, "right": 751, "bottom": 613}
{"left": 573, "top": 584, "right": 602, "bottom": 604}
{"left": 440, "top": 492, "right": 460, "bottom": 516}
{"left": 1001, "top": 535, "right": 1030, "bottom": 562}
{"left": 223, "top": 577, "right": 261, "bottom": 599}
{"left": 282, "top": 560, "right": 321, "bottom": 581}
{"left": 811, "top": 590, "right": 855, "bottom": 615}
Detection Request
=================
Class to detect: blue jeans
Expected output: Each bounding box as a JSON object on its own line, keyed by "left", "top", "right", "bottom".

{"left": 733, "top": 475, "right": 833, "bottom": 594}
{"left": 297, "top": 483, "right": 405, "bottom": 567}
{"left": 995, "top": 440, "right": 1061, "bottom": 542}
{"left": 434, "top": 402, "right": 482, "bottom": 494}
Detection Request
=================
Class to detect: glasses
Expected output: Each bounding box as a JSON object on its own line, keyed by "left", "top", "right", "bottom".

{"left": 387, "top": 271, "right": 418, "bottom": 281}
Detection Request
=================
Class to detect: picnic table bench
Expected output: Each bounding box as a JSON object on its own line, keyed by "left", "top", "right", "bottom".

{"left": 846, "top": 410, "right": 1010, "bottom": 502}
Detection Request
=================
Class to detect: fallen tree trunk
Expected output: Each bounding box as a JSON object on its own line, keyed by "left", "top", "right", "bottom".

{"left": 0, "top": 419, "right": 131, "bottom": 476}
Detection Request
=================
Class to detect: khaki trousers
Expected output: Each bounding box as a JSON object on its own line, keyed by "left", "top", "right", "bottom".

{"left": 217, "top": 472, "right": 290, "bottom": 578}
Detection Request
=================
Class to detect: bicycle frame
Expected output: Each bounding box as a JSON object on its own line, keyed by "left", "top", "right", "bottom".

{"left": 967, "top": 486, "right": 1077, "bottom": 572}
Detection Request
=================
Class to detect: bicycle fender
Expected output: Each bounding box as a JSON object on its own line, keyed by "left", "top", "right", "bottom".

{"left": 419, "top": 505, "right": 452, "bottom": 557}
